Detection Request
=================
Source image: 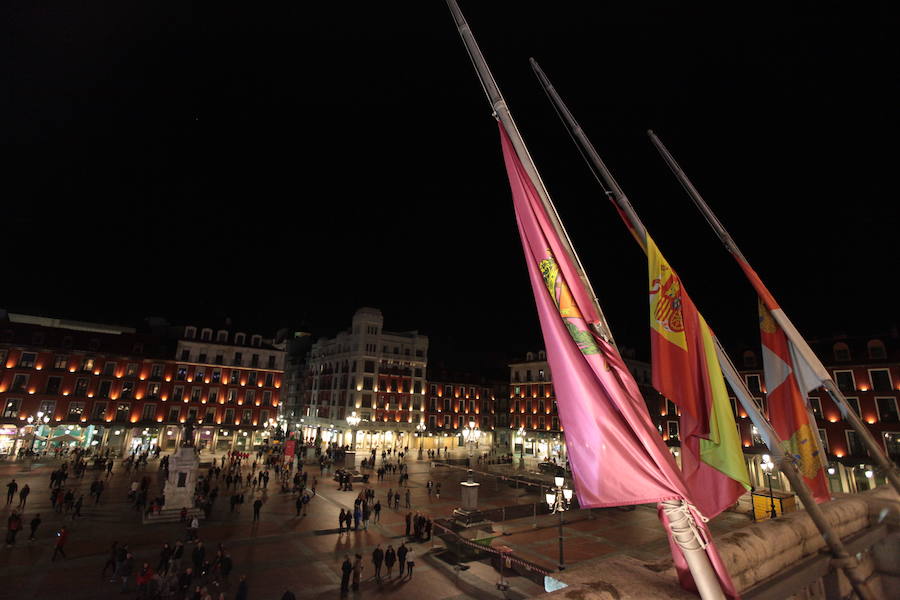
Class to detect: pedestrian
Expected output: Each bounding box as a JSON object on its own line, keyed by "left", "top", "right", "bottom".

{"left": 51, "top": 526, "right": 68, "bottom": 560}
{"left": 18, "top": 483, "right": 30, "bottom": 508}
{"left": 338, "top": 508, "right": 346, "bottom": 533}
{"left": 362, "top": 503, "right": 370, "bottom": 530}
{"left": 28, "top": 513, "right": 41, "bottom": 542}
{"left": 119, "top": 552, "right": 134, "bottom": 592}
{"left": 189, "top": 515, "right": 199, "bottom": 542}
{"left": 374, "top": 500, "right": 381, "bottom": 523}
{"left": 353, "top": 506, "right": 361, "bottom": 531}
{"left": 235, "top": 574, "right": 248, "bottom": 600}
{"left": 405, "top": 547, "right": 415, "bottom": 579}
{"left": 136, "top": 562, "right": 154, "bottom": 597}
{"left": 405, "top": 488, "right": 411, "bottom": 508}
{"left": 6, "top": 479, "right": 17, "bottom": 505}
{"left": 405, "top": 512, "right": 411, "bottom": 537}
{"left": 435, "top": 482, "right": 441, "bottom": 499}
{"left": 157, "top": 543, "right": 173, "bottom": 574}
{"left": 72, "top": 494, "right": 83, "bottom": 519}
{"left": 295, "top": 495, "right": 303, "bottom": 517}
{"left": 384, "top": 544, "right": 396, "bottom": 578}
{"left": 393, "top": 490, "right": 400, "bottom": 509}
{"left": 372, "top": 544, "right": 384, "bottom": 582}
{"left": 397, "top": 543, "right": 408, "bottom": 578}
{"left": 352, "top": 553, "right": 363, "bottom": 591}
{"left": 220, "top": 552, "right": 233, "bottom": 585}
{"left": 178, "top": 567, "right": 194, "bottom": 597}
{"left": 5, "top": 511, "right": 22, "bottom": 548}
{"left": 192, "top": 541, "right": 206, "bottom": 573}
{"left": 172, "top": 540, "right": 185, "bottom": 571}
{"left": 252, "top": 497, "right": 263, "bottom": 522}
{"left": 340, "top": 554, "right": 352, "bottom": 594}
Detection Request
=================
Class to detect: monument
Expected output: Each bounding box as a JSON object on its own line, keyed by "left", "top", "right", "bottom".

{"left": 453, "top": 469, "right": 484, "bottom": 523}
{"left": 145, "top": 423, "right": 204, "bottom": 523}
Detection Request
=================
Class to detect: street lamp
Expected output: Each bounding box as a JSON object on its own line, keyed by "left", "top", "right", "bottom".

{"left": 516, "top": 426, "right": 525, "bottom": 469}
{"left": 464, "top": 419, "right": 481, "bottom": 461}
{"left": 346, "top": 411, "right": 360, "bottom": 450}
{"left": 545, "top": 473, "right": 573, "bottom": 571}
{"left": 760, "top": 455, "right": 777, "bottom": 519}
{"left": 416, "top": 421, "right": 426, "bottom": 459}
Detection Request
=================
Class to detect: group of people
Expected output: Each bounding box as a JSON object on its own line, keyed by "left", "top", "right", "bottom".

{"left": 340, "top": 541, "right": 416, "bottom": 594}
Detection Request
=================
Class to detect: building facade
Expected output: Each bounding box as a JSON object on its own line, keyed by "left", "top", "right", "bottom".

{"left": 422, "top": 368, "right": 504, "bottom": 456}
{"left": 300, "top": 308, "right": 428, "bottom": 452}
{"left": 0, "top": 312, "right": 284, "bottom": 457}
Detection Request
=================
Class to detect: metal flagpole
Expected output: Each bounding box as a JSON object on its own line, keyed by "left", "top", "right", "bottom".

{"left": 648, "top": 130, "right": 900, "bottom": 497}
{"left": 529, "top": 58, "right": 878, "bottom": 600}
{"left": 444, "top": 3, "right": 725, "bottom": 599}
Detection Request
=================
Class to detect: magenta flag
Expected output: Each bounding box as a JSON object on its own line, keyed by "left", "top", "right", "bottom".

{"left": 499, "top": 122, "right": 739, "bottom": 597}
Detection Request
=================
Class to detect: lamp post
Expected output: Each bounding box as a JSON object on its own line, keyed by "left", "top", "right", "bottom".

{"left": 346, "top": 411, "right": 361, "bottom": 451}
{"left": 464, "top": 419, "right": 481, "bottom": 466}
{"left": 545, "top": 473, "right": 573, "bottom": 571}
{"left": 761, "top": 455, "right": 777, "bottom": 519}
{"left": 517, "top": 426, "right": 525, "bottom": 470}
{"left": 416, "top": 422, "right": 426, "bottom": 460}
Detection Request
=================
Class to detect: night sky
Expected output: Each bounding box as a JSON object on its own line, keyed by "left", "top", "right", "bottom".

{"left": 6, "top": 2, "right": 897, "bottom": 367}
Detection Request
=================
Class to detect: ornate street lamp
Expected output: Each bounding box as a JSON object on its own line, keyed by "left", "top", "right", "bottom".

{"left": 545, "top": 473, "right": 574, "bottom": 571}
{"left": 346, "top": 411, "right": 361, "bottom": 450}
{"left": 416, "top": 421, "right": 426, "bottom": 459}
{"left": 761, "top": 455, "right": 777, "bottom": 519}
{"left": 516, "top": 426, "right": 525, "bottom": 469}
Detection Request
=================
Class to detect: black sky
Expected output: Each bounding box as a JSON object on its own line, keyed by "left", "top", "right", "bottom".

{"left": 5, "top": 2, "right": 898, "bottom": 366}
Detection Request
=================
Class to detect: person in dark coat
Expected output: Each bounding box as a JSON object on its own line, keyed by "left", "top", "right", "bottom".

{"left": 397, "top": 543, "right": 408, "bottom": 578}
{"left": 192, "top": 541, "right": 205, "bottom": 573}
{"left": 340, "top": 554, "right": 352, "bottom": 594}
{"left": 384, "top": 545, "right": 396, "bottom": 578}
{"left": 404, "top": 512, "right": 411, "bottom": 537}
{"left": 372, "top": 544, "right": 384, "bottom": 582}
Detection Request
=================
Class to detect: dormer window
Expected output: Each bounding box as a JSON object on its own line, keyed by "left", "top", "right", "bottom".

{"left": 251, "top": 335, "right": 262, "bottom": 347}
{"left": 200, "top": 328, "right": 213, "bottom": 342}
{"left": 833, "top": 342, "right": 851, "bottom": 362}
{"left": 185, "top": 326, "right": 197, "bottom": 340}
{"left": 867, "top": 339, "right": 886, "bottom": 360}
{"left": 235, "top": 333, "right": 246, "bottom": 345}
{"left": 217, "top": 330, "right": 228, "bottom": 343}
{"left": 742, "top": 350, "right": 757, "bottom": 368}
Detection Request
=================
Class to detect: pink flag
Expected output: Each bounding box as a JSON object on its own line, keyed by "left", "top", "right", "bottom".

{"left": 499, "top": 122, "right": 738, "bottom": 597}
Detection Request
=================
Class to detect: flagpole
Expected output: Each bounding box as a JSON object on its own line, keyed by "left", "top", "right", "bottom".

{"left": 529, "top": 58, "right": 877, "bottom": 600}
{"left": 647, "top": 130, "right": 900, "bottom": 497}
{"left": 444, "top": 0, "right": 615, "bottom": 346}
{"left": 445, "top": 3, "right": 726, "bottom": 599}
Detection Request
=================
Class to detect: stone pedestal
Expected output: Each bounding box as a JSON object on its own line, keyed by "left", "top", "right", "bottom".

{"left": 163, "top": 446, "right": 199, "bottom": 512}
{"left": 460, "top": 481, "right": 480, "bottom": 511}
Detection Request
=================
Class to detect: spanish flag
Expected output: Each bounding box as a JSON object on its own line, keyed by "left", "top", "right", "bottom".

{"left": 648, "top": 235, "right": 750, "bottom": 518}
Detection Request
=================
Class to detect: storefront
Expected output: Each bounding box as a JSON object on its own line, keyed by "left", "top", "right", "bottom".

{"left": 215, "top": 428, "right": 234, "bottom": 453}
{"left": 129, "top": 427, "right": 161, "bottom": 453}
{"left": 0, "top": 425, "right": 19, "bottom": 456}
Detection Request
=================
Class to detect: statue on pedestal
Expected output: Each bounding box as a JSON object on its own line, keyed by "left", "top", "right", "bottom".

{"left": 181, "top": 422, "right": 195, "bottom": 447}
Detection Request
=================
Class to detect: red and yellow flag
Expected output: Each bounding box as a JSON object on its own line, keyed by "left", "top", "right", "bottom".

{"left": 648, "top": 236, "right": 750, "bottom": 518}
{"left": 758, "top": 302, "right": 830, "bottom": 502}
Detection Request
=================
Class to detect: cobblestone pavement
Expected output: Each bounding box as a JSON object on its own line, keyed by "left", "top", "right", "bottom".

{"left": 0, "top": 452, "right": 754, "bottom": 599}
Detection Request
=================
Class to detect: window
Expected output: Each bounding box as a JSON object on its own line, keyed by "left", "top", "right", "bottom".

{"left": 869, "top": 369, "right": 893, "bottom": 392}
{"left": 845, "top": 397, "right": 861, "bottom": 416}
{"left": 263, "top": 391, "right": 272, "bottom": 406}
{"left": 268, "top": 355, "right": 276, "bottom": 369}
{"left": 430, "top": 384, "right": 437, "bottom": 395}
{"left": 751, "top": 425, "right": 765, "bottom": 445}
{"left": 884, "top": 432, "right": 900, "bottom": 461}
{"left": 9, "top": 373, "right": 29, "bottom": 392}
{"left": 102, "top": 362, "right": 116, "bottom": 376}
{"left": 444, "top": 385, "right": 452, "bottom": 397}
{"left": 667, "top": 420, "right": 679, "bottom": 440}
{"left": 834, "top": 370, "right": 855, "bottom": 394}
{"left": 147, "top": 383, "right": 161, "bottom": 399}
{"left": 0, "top": 349, "right": 6, "bottom": 366}
{"left": 251, "top": 335, "right": 262, "bottom": 347}
{"left": 429, "top": 415, "right": 436, "bottom": 428}
{"left": 552, "top": 417, "right": 559, "bottom": 430}
{"left": 115, "top": 402, "right": 131, "bottom": 422}
{"left": 242, "top": 409, "right": 252, "bottom": 423}
{"left": 92, "top": 402, "right": 107, "bottom": 420}
{"left": 224, "top": 408, "right": 235, "bottom": 423}
{"left": 251, "top": 354, "right": 259, "bottom": 368}
{"left": 808, "top": 397, "right": 823, "bottom": 419}
{"left": 125, "top": 363, "right": 138, "bottom": 377}
{"left": 846, "top": 430, "right": 867, "bottom": 456}
{"left": 212, "top": 369, "right": 221, "bottom": 384}
{"left": 215, "top": 354, "right": 224, "bottom": 365}
{"left": 190, "top": 387, "right": 202, "bottom": 402}
{"left": 173, "top": 386, "right": 184, "bottom": 402}
{"left": 235, "top": 333, "right": 246, "bottom": 345}
{"left": 443, "top": 415, "right": 450, "bottom": 428}
{"left": 233, "top": 352, "right": 242, "bottom": 366}
{"left": 120, "top": 381, "right": 134, "bottom": 399}
{"left": 227, "top": 389, "right": 237, "bottom": 404}
{"left": 3, "top": 399, "right": 20, "bottom": 418}
{"left": 180, "top": 349, "right": 190, "bottom": 361}
{"left": 45, "top": 376, "right": 62, "bottom": 394}
{"left": 817, "top": 428, "right": 829, "bottom": 452}
{"left": 187, "top": 407, "right": 199, "bottom": 422}
{"left": 201, "top": 329, "right": 212, "bottom": 341}
{"left": 176, "top": 366, "right": 187, "bottom": 381}
{"left": 247, "top": 372, "right": 258, "bottom": 386}
{"left": 203, "top": 407, "right": 216, "bottom": 424}
{"left": 246, "top": 390, "right": 256, "bottom": 405}
{"left": 217, "top": 330, "right": 228, "bottom": 343}
{"left": 74, "top": 378, "right": 88, "bottom": 396}
{"left": 833, "top": 342, "right": 851, "bottom": 362}
{"left": 876, "top": 397, "right": 899, "bottom": 422}
{"left": 141, "top": 404, "right": 156, "bottom": 421}
{"left": 19, "top": 352, "right": 36, "bottom": 368}
{"left": 195, "top": 367, "right": 205, "bottom": 382}
{"left": 526, "top": 416, "right": 532, "bottom": 428}
{"left": 53, "top": 354, "right": 68, "bottom": 370}
{"left": 745, "top": 374, "right": 761, "bottom": 395}
{"left": 363, "top": 377, "right": 373, "bottom": 391}
{"left": 231, "top": 369, "right": 240, "bottom": 384}
{"left": 198, "top": 353, "right": 207, "bottom": 364}
{"left": 867, "top": 340, "right": 887, "bottom": 360}
{"left": 97, "top": 381, "right": 112, "bottom": 398}
{"left": 81, "top": 357, "right": 95, "bottom": 372}
{"left": 443, "top": 398, "right": 450, "bottom": 412}
{"left": 208, "top": 389, "right": 219, "bottom": 404}
{"left": 185, "top": 326, "right": 196, "bottom": 339}
{"left": 150, "top": 364, "right": 163, "bottom": 380}
{"left": 666, "top": 399, "right": 678, "bottom": 417}
{"left": 742, "top": 351, "right": 757, "bottom": 368}
{"left": 168, "top": 407, "right": 181, "bottom": 422}
{"left": 264, "top": 372, "right": 274, "bottom": 387}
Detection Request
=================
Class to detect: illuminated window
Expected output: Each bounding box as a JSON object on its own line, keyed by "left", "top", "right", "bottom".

{"left": 53, "top": 354, "right": 68, "bottom": 369}
{"left": 18, "top": 352, "right": 36, "bottom": 368}
{"left": 3, "top": 399, "right": 21, "bottom": 418}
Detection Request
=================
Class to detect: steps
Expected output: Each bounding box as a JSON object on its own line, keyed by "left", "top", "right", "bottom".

{"left": 142, "top": 507, "right": 205, "bottom": 525}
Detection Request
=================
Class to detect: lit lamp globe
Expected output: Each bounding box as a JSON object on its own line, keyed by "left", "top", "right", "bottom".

{"left": 546, "top": 492, "right": 556, "bottom": 506}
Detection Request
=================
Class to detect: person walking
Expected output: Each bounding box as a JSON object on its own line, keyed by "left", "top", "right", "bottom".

{"left": 220, "top": 552, "right": 233, "bottom": 586}
{"left": 28, "top": 513, "right": 41, "bottom": 542}
{"left": 18, "top": 483, "right": 30, "bottom": 509}
{"left": 235, "top": 574, "right": 248, "bottom": 600}
{"left": 157, "top": 543, "right": 173, "bottom": 575}
{"left": 397, "top": 543, "right": 408, "bottom": 578}
{"left": 252, "top": 497, "right": 263, "bottom": 522}
{"left": 192, "top": 541, "right": 206, "bottom": 573}
{"left": 353, "top": 506, "right": 361, "bottom": 531}
{"left": 171, "top": 540, "right": 185, "bottom": 571}
{"left": 352, "top": 553, "right": 363, "bottom": 591}
{"left": 405, "top": 547, "right": 415, "bottom": 579}
{"left": 404, "top": 512, "right": 411, "bottom": 537}
{"left": 51, "top": 526, "right": 68, "bottom": 560}
{"left": 119, "top": 552, "right": 134, "bottom": 592}
{"left": 435, "top": 481, "right": 441, "bottom": 499}
{"left": 189, "top": 515, "right": 199, "bottom": 542}
{"left": 384, "top": 545, "right": 396, "bottom": 579}
{"left": 101, "top": 541, "right": 118, "bottom": 579}
{"left": 5, "top": 511, "right": 22, "bottom": 548}
{"left": 371, "top": 544, "right": 384, "bottom": 582}
{"left": 393, "top": 490, "right": 400, "bottom": 510}
{"left": 373, "top": 500, "right": 381, "bottom": 523}
{"left": 405, "top": 488, "right": 411, "bottom": 508}
{"left": 72, "top": 494, "right": 83, "bottom": 519}
{"left": 6, "top": 479, "right": 17, "bottom": 505}
{"left": 340, "top": 554, "right": 352, "bottom": 595}
{"left": 338, "top": 509, "right": 346, "bottom": 533}
{"left": 295, "top": 495, "right": 303, "bottom": 517}
{"left": 361, "top": 502, "right": 370, "bottom": 530}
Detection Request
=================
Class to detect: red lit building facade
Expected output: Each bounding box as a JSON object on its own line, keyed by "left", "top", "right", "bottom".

{"left": 423, "top": 369, "right": 503, "bottom": 455}
{"left": 0, "top": 313, "right": 284, "bottom": 457}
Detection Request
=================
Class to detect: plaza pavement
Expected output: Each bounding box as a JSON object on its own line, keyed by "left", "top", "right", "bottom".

{"left": 0, "top": 452, "right": 755, "bottom": 599}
